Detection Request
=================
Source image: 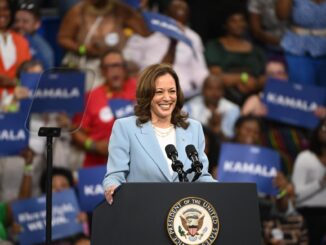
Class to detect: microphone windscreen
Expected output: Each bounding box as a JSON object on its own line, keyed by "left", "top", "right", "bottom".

{"left": 165, "top": 144, "right": 178, "bottom": 159}
{"left": 185, "top": 144, "right": 197, "bottom": 158}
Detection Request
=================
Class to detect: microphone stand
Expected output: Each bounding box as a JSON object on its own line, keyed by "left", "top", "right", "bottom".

{"left": 38, "top": 127, "right": 61, "bottom": 245}
{"left": 172, "top": 160, "right": 189, "bottom": 182}
{"left": 185, "top": 160, "right": 203, "bottom": 182}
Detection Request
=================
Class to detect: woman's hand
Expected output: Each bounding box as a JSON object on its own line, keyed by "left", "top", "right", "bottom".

{"left": 104, "top": 185, "right": 118, "bottom": 205}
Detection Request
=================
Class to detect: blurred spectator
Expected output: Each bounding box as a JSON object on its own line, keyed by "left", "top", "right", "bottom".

{"left": 72, "top": 49, "right": 136, "bottom": 167}
{"left": 186, "top": 0, "right": 247, "bottom": 44}
{"left": 276, "top": 0, "right": 326, "bottom": 87}
{"left": 233, "top": 114, "right": 263, "bottom": 145}
{"left": 124, "top": 0, "right": 209, "bottom": 98}
{"left": 0, "top": 0, "right": 31, "bottom": 87}
{"left": 36, "top": 167, "right": 88, "bottom": 244}
{"left": 14, "top": 0, "right": 55, "bottom": 70}
{"left": 0, "top": 60, "right": 41, "bottom": 203}
{"left": 262, "top": 195, "right": 308, "bottom": 245}
{"left": 292, "top": 118, "right": 326, "bottom": 245}
{"left": 58, "top": 0, "right": 149, "bottom": 89}
{"left": 242, "top": 59, "right": 312, "bottom": 174}
{"left": 242, "top": 59, "right": 288, "bottom": 116}
{"left": 186, "top": 74, "right": 240, "bottom": 139}
{"left": 202, "top": 126, "right": 221, "bottom": 178}
{"left": 57, "top": 0, "right": 79, "bottom": 19}
{"left": 205, "top": 9, "right": 266, "bottom": 105}
{"left": 212, "top": 115, "right": 263, "bottom": 177}
{"left": 248, "top": 0, "right": 287, "bottom": 56}
{"left": 231, "top": 115, "right": 308, "bottom": 245}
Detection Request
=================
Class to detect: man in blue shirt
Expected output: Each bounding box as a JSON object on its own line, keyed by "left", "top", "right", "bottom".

{"left": 14, "top": 1, "right": 54, "bottom": 70}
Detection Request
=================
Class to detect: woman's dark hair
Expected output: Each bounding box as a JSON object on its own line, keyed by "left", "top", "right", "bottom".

{"left": 309, "top": 118, "right": 326, "bottom": 156}
{"left": 17, "top": 0, "right": 41, "bottom": 20}
{"left": 220, "top": 7, "right": 248, "bottom": 36}
{"left": 134, "top": 63, "right": 189, "bottom": 129}
{"left": 234, "top": 114, "right": 263, "bottom": 133}
{"left": 100, "top": 48, "right": 125, "bottom": 67}
{"left": 16, "top": 59, "right": 43, "bottom": 78}
{"left": 222, "top": 7, "right": 248, "bottom": 25}
{"left": 40, "top": 167, "right": 74, "bottom": 193}
{"left": 3, "top": 0, "right": 16, "bottom": 28}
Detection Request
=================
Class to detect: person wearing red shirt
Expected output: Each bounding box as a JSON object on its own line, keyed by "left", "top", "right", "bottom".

{"left": 72, "top": 49, "right": 136, "bottom": 167}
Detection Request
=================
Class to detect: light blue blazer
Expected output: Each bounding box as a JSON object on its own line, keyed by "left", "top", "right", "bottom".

{"left": 102, "top": 116, "right": 215, "bottom": 189}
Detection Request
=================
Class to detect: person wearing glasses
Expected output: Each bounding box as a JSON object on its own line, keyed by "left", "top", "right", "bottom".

{"left": 71, "top": 49, "right": 136, "bottom": 167}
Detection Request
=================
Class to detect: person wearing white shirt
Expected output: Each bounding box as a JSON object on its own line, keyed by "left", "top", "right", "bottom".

{"left": 292, "top": 119, "right": 326, "bottom": 245}
{"left": 186, "top": 74, "right": 240, "bottom": 139}
{"left": 123, "top": 0, "right": 208, "bottom": 98}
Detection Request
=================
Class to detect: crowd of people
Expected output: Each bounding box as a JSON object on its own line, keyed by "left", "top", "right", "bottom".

{"left": 0, "top": 0, "right": 326, "bottom": 244}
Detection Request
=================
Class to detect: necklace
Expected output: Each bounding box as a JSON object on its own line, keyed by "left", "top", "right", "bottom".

{"left": 153, "top": 125, "right": 174, "bottom": 137}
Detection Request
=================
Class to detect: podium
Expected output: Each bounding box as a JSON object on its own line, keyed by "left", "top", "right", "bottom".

{"left": 91, "top": 183, "right": 261, "bottom": 245}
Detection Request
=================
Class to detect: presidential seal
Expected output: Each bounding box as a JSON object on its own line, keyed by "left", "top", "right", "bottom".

{"left": 167, "top": 197, "right": 219, "bottom": 245}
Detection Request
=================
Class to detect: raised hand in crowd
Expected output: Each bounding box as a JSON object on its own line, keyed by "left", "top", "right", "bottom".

{"left": 314, "top": 106, "right": 326, "bottom": 119}
{"left": 208, "top": 111, "right": 223, "bottom": 136}
{"left": 273, "top": 172, "right": 295, "bottom": 199}
{"left": 13, "top": 86, "right": 29, "bottom": 100}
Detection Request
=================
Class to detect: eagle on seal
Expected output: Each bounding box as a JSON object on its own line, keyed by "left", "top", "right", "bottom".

{"left": 180, "top": 208, "right": 204, "bottom": 237}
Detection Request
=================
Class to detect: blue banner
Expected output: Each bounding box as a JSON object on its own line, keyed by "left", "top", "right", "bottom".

{"left": 217, "top": 143, "right": 281, "bottom": 196}
{"left": 108, "top": 99, "right": 134, "bottom": 119}
{"left": 262, "top": 79, "right": 326, "bottom": 129}
{"left": 122, "top": 0, "right": 140, "bottom": 9}
{"left": 142, "top": 12, "right": 192, "bottom": 48}
{"left": 11, "top": 189, "right": 83, "bottom": 245}
{"left": 0, "top": 107, "right": 29, "bottom": 156}
{"left": 21, "top": 71, "right": 85, "bottom": 114}
{"left": 77, "top": 166, "right": 106, "bottom": 212}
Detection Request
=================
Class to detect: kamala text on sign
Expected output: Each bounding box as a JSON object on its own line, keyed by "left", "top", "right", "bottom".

{"left": 0, "top": 110, "right": 29, "bottom": 156}
{"left": 263, "top": 79, "right": 326, "bottom": 129}
{"left": 21, "top": 71, "right": 85, "bottom": 114}
{"left": 218, "top": 143, "right": 281, "bottom": 196}
{"left": 77, "top": 166, "right": 106, "bottom": 212}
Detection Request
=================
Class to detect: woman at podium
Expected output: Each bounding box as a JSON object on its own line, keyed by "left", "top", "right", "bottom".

{"left": 103, "top": 63, "right": 215, "bottom": 204}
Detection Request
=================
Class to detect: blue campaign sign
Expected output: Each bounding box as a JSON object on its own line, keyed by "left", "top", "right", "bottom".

{"left": 122, "top": 0, "right": 140, "bottom": 9}
{"left": 142, "top": 12, "right": 193, "bottom": 48}
{"left": 262, "top": 79, "right": 326, "bottom": 129}
{"left": 21, "top": 71, "right": 85, "bottom": 114}
{"left": 0, "top": 108, "right": 29, "bottom": 156}
{"left": 77, "top": 166, "right": 106, "bottom": 212}
{"left": 108, "top": 99, "right": 134, "bottom": 119}
{"left": 20, "top": 73, "right": 41, "bottom": 90}
{"left": 11, "top": 189, "right": 83, "bottom": 245}
{"left": 217, "top": 143, "right": 281, "bottom": 196}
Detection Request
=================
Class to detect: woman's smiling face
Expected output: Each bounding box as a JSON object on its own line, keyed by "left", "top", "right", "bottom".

{"left": 150, "top": 73, "right": 177, "bottom": 123}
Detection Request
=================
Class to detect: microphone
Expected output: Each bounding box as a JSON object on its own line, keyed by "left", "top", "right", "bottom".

{"left": 185, "top": 144, "right": 203, "bottom": 182}
{"left": 165, "top": 144, "right": 188, "bottom": 182}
